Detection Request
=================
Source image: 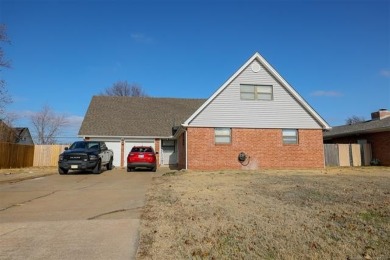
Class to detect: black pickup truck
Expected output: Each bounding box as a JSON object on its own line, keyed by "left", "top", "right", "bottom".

{"left": 58, "top": 141, "right": 114, "bottom": 174}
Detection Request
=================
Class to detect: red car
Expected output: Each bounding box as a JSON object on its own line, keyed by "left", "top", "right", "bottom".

{"left": 127, "top": 146, "right": 158, "bottom": 172}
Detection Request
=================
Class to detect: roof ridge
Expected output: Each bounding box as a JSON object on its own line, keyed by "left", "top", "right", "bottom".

{"left": 92, "top": 95, "right": 206, "bottom": 101}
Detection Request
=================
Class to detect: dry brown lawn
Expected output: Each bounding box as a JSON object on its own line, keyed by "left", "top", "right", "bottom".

{"left": 136, "top": 167, "right": 390, "bottom": 260}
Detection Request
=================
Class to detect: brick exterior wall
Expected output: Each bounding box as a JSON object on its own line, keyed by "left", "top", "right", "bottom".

{"left": 325, "top": 131, "right": 390, "bottom": 166}
{"left": 177, "top": 133, "right": 186, "bottom": 169}
{"left": 183, "top": 128, "right": 325, "bottom": 170}
{"left": 154, "top": 139, "right": 160, "bottom": 168}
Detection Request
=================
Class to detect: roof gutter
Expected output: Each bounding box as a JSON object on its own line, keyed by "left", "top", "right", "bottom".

{"left": 78, "top": 134, "right": 175, "bottom": 139}
{"left": 323, "top": 125, "right": 390, "bottom": 140}
{"left": 173, "top": 125, "right": 187, "bottom": 139}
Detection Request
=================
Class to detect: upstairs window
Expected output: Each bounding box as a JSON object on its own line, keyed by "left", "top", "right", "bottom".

{"left": 282, "top": 129, "right": 298, "bottom": 144}
{"left": 240, "top": 84, "right": 273, "bottom": 101}
{"left": 215, "top": 128, "right": 231, "bottom": 144}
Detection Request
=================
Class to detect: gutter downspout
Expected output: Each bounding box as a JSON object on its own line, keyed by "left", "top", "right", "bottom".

{"left": 121, "top": 138, "right": 124, "bottom": 168}
{"left": 185, "top": 130, "right": 188, "bottom": 170}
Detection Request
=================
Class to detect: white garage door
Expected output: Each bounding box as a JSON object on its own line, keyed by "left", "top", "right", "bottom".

{"left": 104, "top": 141, "right": 121, "bottom": 167}
{"left": 87, "top": 139, "right": 155, "bottom": 168}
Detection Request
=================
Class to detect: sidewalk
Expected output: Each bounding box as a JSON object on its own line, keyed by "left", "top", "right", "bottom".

{"left": 0, "top": 167, "right": 57, "bottom": 184}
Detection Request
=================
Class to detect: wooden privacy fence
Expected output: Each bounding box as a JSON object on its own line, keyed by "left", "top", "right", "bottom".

{"left": 324, "top": 143, "right": 372, "bottom": 167}
{"left": 0, "top": 142, "right": 35, "bottom": 168}
{"left": 33, "top": 145, "right": 69, "bottom": 167}
{"left": 0, "top": 143, "right": 69, "bottom": 169}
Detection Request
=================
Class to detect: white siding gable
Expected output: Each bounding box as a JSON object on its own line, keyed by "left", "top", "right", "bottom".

{"left": 186, "top": 55, "right": 328, "bottom": 129}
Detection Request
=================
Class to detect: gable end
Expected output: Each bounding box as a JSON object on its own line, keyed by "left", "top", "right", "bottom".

{"left": 184, "top": 52, "right": 330, "bottom": 130}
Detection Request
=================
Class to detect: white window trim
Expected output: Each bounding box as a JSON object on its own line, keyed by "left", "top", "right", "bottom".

{"left": 215, "top": 128, "right": 231, "bottom": 144}
{"left": 240, "top": 84, "right": 273, "bottom": 101}
{"left": 282, "top": 129, "right": 298, "bottom": 144}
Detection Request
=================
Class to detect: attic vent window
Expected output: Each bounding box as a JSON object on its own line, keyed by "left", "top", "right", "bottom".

{"left": 240, "top": 84, "right": 273, "bottom": 101}
{"left": 251, "top": 62, "right": 261, "bottom": 73}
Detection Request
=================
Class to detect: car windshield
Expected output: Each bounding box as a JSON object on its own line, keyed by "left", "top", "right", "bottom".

{"left": 87, "top": 142, "right": 100, "bottom": 150}
{"left": 70, "top": 142, "right": 86, "bottom": 149}
{"left": 70, "top": 142, "right": 99, "bottom": 150}
{"left": 131, "top": 147, "right": 153, "bottom": 153}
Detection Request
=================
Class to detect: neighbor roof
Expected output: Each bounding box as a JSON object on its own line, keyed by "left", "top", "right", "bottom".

{"left": 14, "top": 127, "right": 29, "bottom": 137}
{"left": 0, "top": 120, "right": 17, "bottom": 142}
{"left": 78, "top": 96, "right": 206, "bottom": 137}
{"left": 323, "top": 117, "right": 390, "bottom": 140}
{"left": 183, "top": 52, "right": 331, "bottom": 129}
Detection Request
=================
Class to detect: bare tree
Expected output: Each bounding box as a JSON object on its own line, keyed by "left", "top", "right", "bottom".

{"left": 100, "top": 81, "right": 148, "bottom": 97}
{"left": 345, "top": 115, "right": 365, "bottom": 125}
{"left": 0, "top": 24, "right": 12, "bottom": 115}
{"left": 2, "top": 111, "right": 18, "bottom": 127}
{"left": 0, "top": 24, "right": 10, "bottom": 68}
{"left": 30, "top": 105, "right": 68, "bottom": 144}
{"left": 0, "top": 112, "right": 19, "bottom": 143}
{"left": 0, "top": 84, "right": 11, "bottom": 115}
{"left": 0, "top": 119, "right": 17, "bottom": 142}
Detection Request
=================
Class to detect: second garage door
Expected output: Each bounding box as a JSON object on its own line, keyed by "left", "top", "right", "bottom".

{"left": 91, "top": 139, "right": 156, "bottom": 168}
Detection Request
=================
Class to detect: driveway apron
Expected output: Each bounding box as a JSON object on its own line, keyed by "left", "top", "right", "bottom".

{"left": 0, "top": 168, "right": 158, "bottom": 260}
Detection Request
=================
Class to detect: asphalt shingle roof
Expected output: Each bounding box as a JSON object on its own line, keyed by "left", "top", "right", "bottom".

{"left": 78, "top": 96, "right": 206, "bottom": 137}
{"left": 323, "top": 117, "right": 390, "bottom": 139}
{"left": 14, "top": 127, "right": 26, "bottom": 137}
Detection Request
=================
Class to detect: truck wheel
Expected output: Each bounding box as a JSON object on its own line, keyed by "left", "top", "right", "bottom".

{"left": 93, "top": 160, "right": 102, "bottom": 174}
{"left": 59, "top": 167, "right": 68, "bottom": 175}
{"left": 107, "top": 158, "right": 113, "bottom": 170}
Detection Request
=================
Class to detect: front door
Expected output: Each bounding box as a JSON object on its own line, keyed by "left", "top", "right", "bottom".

{"left": 161, "top": 140, "right": 177, "bottom": 165}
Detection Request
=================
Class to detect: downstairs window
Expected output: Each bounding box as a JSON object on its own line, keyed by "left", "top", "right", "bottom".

{"left": 282, "top": 129, "right": 298, "bottom": 144}
{"left": 215, "top": 128, "right": 231, "bottom": 144}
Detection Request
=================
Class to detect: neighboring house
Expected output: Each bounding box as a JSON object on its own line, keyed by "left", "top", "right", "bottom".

{"left": 0, "top": 120, "right": 17, "bottom": 143}
{"left": 324, "top": 109, "right": 390, "bottom": 166}
{"left": 0, "top": 121, "right": 34, "bottom": 145}
{"left": 79, "top": 52, "right": 330, "bottom": 170}
{"left": 13, "top": 127, "right": 34, "bottom": 145}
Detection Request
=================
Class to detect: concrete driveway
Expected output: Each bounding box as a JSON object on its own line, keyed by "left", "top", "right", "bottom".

{"left": 0, "top": 167, "right": 162, "bottom": 259}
